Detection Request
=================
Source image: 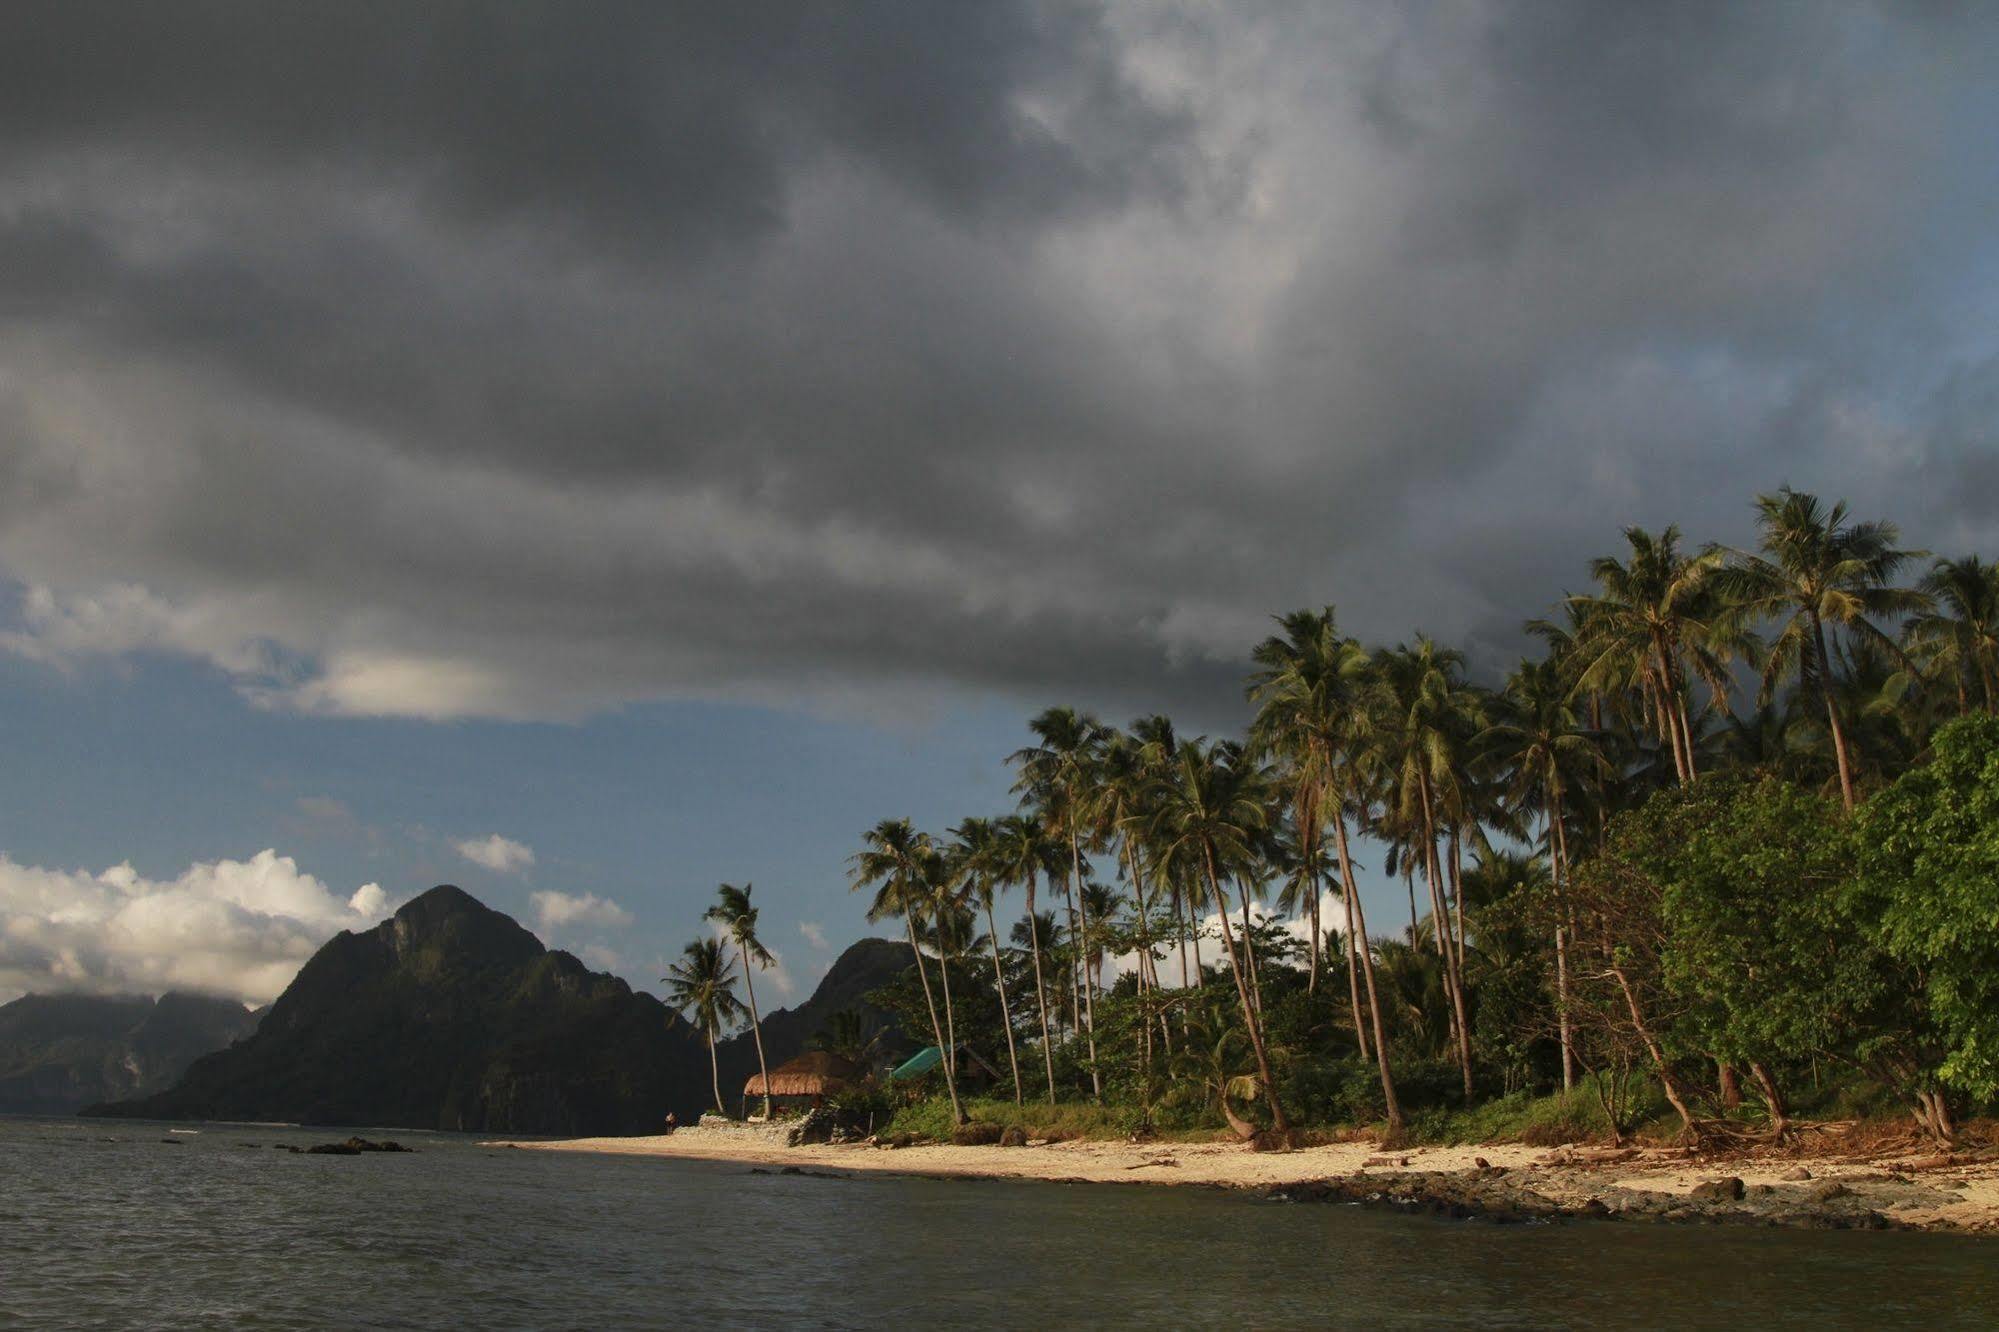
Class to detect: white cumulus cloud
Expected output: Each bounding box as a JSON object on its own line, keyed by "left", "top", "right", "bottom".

{"left": 799, "top": 921, "right": 829, "bottom": 950}
{"left": 0, "top": 849, "right": 395, "bottom": 1005}
{"left": 453, "top": 834, "right": 536, "bottom": 875}
{"left": 529, "top": 890, "right": 633, "bottom": 932}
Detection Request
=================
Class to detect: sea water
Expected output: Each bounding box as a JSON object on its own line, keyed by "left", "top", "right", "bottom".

{"left": 3, "top": 1116, "right": 1995, "bottom": 1328}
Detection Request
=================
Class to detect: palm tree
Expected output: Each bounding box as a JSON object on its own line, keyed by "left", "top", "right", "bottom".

{"left": 851, "top": 818, "right": 966, "bottom": 1124}
{"left": 663, "top": 937, "right": 744, "bottom": 1116}
{"left": 1009, "top": 707, "right": 1110, "bottom": 1100}
{"left": 1726, "top": 489, "right": 1927, "bottom": 809}
{"left": 950, "top": 817, "right": 1023, "bottom": 1103}
{"left": 703, "top": 883, "right": 774, "bottom": 1120}
{"left": 1905, "top": 555, "right": 1999, "bottom": 714}
{"left": 1372, "top": 637, "right": 1480, "bottom": 1095}
{"left": 1479, "top": 655, "right": 1607, "bottom": 1091}
{"left": 994, "top": 813, "right": 1060, "bottom": 1102}
{"left": 1150, "top": 739, "right": 1290, "bottom": 1135}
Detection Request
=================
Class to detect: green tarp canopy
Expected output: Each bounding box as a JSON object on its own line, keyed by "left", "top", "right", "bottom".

{"left": 887, "top": 1046, "right": 946, "bottom": 1082}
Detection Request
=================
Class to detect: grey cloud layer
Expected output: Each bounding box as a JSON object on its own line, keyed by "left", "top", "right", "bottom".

{"left": 2, "top": 2, "right": 1995, "bottom": 721}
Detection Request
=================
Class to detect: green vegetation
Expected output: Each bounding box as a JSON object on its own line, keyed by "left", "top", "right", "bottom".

{"left": 668, "top": 490, "right": 1999, "bottom": 1147}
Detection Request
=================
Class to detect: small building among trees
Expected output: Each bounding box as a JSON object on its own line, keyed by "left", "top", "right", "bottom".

{"left": 742, "top": 1051, "right": 862, "bottom": 1114}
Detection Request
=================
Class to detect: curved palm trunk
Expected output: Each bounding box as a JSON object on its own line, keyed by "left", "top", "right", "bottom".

{"left": 739, "top": 946, "right": 772, "bottom": 1120}
{"left": 1333, "top": 812, "right": 1401, "bottom": 1130}
{"left": 706, "top": 1028, "right": 724, "bottom": 1116}
{"left": 984, "top": 898, "right": 1023, "bottom": 1105}
{"left": 1024, "top": 871, "right": 1057, "bottom": 1104}
{"left": 1812, "top": 614, "right": 1858, "bottom": 810}
{"left": 1418, "top": 773, "right": 1474, "bottom": 1097}
{"left": 1066, "top": 811, "right": 1103, "bottom": 1101}
{"left": 903, "top": 916, "right": 965, "bottom": 1124}
{"left": 936, "top": 937, "right": 961, "bottom": 1085}
{"left": 1203, "top": 842, "right": 1288, "bottom": 1134}
{"left": 1122, "top": 837, "right": 1162, "bottom": 1075}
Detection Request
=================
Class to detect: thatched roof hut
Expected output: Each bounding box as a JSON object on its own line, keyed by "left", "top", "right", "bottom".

{"left": 743, "top": 1050, "right": 862, "bottom": 1100}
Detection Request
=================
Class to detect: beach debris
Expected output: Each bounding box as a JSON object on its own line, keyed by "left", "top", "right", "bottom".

{"left": 1689, "top": 1176, "right": 1745, "bottom": 1202}
{"left": 951, "top": 1122, "right": 1005, "bottom": 1146}
{"left": 1781, "top": 1166, "right": 1812, "bottom": 1181}
{"left": 1362, "top": 1155, "right": 1411, "bottom": 1168}
{"left": 998, "top": 1126, "right": 1028, "bottom": 1148}
{"left": 1124, "top": 1157, "right": 1179, "bottom": 1170}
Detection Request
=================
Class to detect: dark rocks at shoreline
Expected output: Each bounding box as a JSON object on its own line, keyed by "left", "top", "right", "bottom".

{"left": 296, "top": 1137, "right": 414, "bottom": 1155}
{"left": 1267, "top": 1167, "right": 1946, "bottom": 1231}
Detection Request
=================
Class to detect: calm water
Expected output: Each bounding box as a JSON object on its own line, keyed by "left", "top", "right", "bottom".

{"left": 4, "top": 1116, "right": 1997, "bottom": 1329}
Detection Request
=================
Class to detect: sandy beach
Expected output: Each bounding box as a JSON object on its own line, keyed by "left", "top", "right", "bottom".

{"left": 490, "top": 1123, "right": 1999, "bottom": 1233}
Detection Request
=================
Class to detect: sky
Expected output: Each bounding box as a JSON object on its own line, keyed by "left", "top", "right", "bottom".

{"left": 3, "top": 2, "right": 1997, "bottom": 1006}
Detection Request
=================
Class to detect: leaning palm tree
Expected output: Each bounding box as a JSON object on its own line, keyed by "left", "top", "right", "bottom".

{"left": 950, "top": 816, "right": 1023, "bottom": 1103}
{"left": 1725, "top": 489, "right": 1927, "bottom": 809}
{"left": 850, "top": 818, "right": 966, "bottom": 1124}
{"left": 1905, "top": 555, "right": 1999, "bottom": 715}
{"left": 704, "top": 883, "right": 775, "bottom": 1119}
{"left": 663, "top": 936, "right": 744, "bottom": 1116}
{"left": 1009, "top": 707, "right": 1110, "bottom": 1100}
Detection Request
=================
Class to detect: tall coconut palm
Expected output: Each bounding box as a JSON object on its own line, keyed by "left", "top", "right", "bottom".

{"left": 950, "top": 816, "right": 1023, "bottom": 1103}
{"left": 1149, "top": 739, "right": 1289, "bottom": 1135}
{"left": 1009, "top": 707, "right": 1110, "bottom": 1100}
{"left": 1905, "top": 555, "right": 1999, "bottom": 714}
{"left": 1564, "top": 527, "right": 1739, "bottom": 784}
{"left": 703, "top": 883, "right": 774, "bottom": 1120}
{"left": 1479, "top": 655, "right": 1607, "bottom": 1091}
{"left": 663, "top": 936, "right": 744, "bottom": 1116}
{"left": 993, "top": 812, "right": 1060, "bottom": 1102}
{"left": 1372, "top": 637, "right": 1480, "bottom": 1096}
{"left": 850, "top": 818, "right": 966, "bottom": 1124}
{"left": 1726, "top": 489, "right": 1927, "bottom": 809}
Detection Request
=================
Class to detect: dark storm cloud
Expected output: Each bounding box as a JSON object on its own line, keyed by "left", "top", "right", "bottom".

{"left": 1, "top": 2, "right": 1995, "bottom": 722}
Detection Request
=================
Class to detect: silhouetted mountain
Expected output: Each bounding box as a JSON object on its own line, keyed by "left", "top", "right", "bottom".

{"left": 0, "top": 991, "right": 258, "bottom": 1115}
{"left": 715, "top": 937, "right": 911, "bottom": 1096}
{"left": 86, "top": 886, "right": 709, "bottom": 1134}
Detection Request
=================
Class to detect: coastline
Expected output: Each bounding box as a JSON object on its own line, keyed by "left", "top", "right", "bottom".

{"left": 487, "top": 1125, "right": 1999, "bottom": 1233}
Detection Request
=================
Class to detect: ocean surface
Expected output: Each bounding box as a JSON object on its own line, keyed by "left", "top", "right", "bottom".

{"left": 4, "top": 1115, "right": 1997, "bottom": 1329}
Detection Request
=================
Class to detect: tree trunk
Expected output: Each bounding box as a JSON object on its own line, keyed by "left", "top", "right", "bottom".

{"left": 1203, "top": 842, "right": 1289, "bottom": 1134}
{"left": 1717, "top": 1060, "right": 1743, "bottom": 1110}
{"left": 1333, "top": 811, "right": 1401, "bottom": 1132}
{"left": 904, "top": 917, "right": 965, "bottom": 1124}
{"left": 707, "top": 1030, "right": 724, "bottom": 1116}
{"left": 1064, "top": 811, "right": 1103, "bottom": 1101}
{"left": 740, "top": 945, "right": 772, "bottom": 1121}
{"left": 985, "top": 898, "right": 1022, "bottom": 1105}
{"left": 1024, "top": 871, "right": 1057, "bottom": 1105}
{"left": 1419, "top": 773, "right": 1474, "bottom": 1097}
{"left": 1748, "top": 1060, "right": 1787, "bottom": 1140}
{"left": 1549, "top": 793, "right": 1576, "bottom": 1093}
{"left": 1608, "top": 964, "right": 1698, "bottom": 1138}
{"left": 1813, "top": 614, "right": 1858, "bottom": 810}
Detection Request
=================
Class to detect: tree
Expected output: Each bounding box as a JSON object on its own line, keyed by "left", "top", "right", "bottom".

{"left": 663, "top": 936, "right": 744, "bottom": 1116}
{"left": 1905, "top": 556, "right": 1999, "bottom": 715}
{"left": 1010, "top": 707, "right": 1111, "bottom": 1100}
{"left": 808, "top": 1008, "right": 889, "bottom": 1074}
{"left": 1480, "top": 655, "right": 1607, "bottom": 1090}
{"left": 703, "top": 883, "right": 774, "bottom": 1119}
{"left": 1244, "top": 607, "right": 1401, "bottom": 1128}
{"left": 1150, "top": 739, "right": 1290, "bottom": 1135}
{"left": 1850, "top": 714, "right": 1999, "bottom": 1135}
{"left": 1565, "top": 527, "right": 1737, "bottom": 784}
{"left": 994, "top": 812, "right": 1061, "bottom": 1102}
{"left": 851, "top": 818, "right": 966, "bottom": 1124}
{"left": 950, "top": 817, "right": 1023, "bottom": 1103}
{"left": 1372, "top": 637, "right": 1481, "bottom": 1095}
{"left": 1727, "top": 489, "right": 1926, "bottom": 809}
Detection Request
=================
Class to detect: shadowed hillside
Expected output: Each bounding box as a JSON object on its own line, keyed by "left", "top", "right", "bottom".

{"left": 0, "top": 991, "right": 259, "bottom": 1115}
